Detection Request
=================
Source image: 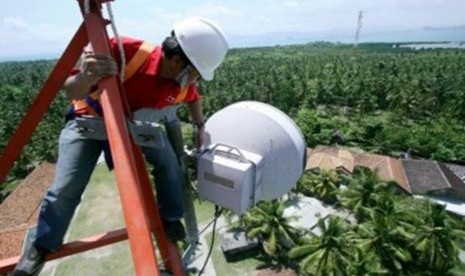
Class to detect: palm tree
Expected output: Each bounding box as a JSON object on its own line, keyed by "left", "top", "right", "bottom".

{"left": 337, "top": 168, "right": 404, "bottom": 222}
{"left": 353, "top": 195, "right": 415, "bottom": 273}
{"left": 409, "top": 200, "right": 465, "bottom": 272}
{"left": 240, "top": 199, "right": 301, "bottom": 257}
{"left": 347, "top": 247, "right": 388, "bottom": 276}
{"left": 296, "top": 170, "right": 341, "bottom": 204}
{"left": 289, "top": 215, "right": 355, "bottom": 275}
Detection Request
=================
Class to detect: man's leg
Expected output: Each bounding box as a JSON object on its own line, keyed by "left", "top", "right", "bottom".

{"left": 141, "top": 129, "right": 185, "bottom": 241}
{"left": 13, "top": 120, "right": 102, "bottom": 275}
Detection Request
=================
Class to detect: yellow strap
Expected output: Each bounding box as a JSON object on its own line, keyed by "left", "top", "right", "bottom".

{"left": 123, "top": 41, "right": 155, "bottom": 82}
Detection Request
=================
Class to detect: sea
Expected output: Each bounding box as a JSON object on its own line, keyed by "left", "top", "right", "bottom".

{"left": 1, "top": 27, "right": 464, "bottom": 62}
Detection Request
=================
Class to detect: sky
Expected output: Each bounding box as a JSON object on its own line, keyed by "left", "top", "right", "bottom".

{"left": 1, "top": 0, "right": 465, "bottom": 61}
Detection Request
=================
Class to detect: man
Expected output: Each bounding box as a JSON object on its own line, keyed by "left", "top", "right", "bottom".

{"left": 13, "top": 17, "right": 228, "bottom": 275}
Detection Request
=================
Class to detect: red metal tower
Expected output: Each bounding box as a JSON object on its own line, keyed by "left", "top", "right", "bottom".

{"left": 0, "top": 1, "right": 184, "bottom": 274}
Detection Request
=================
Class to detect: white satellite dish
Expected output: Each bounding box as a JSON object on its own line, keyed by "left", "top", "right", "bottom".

{"left": 197, "top": 101, "right": 306, "bottom": 214}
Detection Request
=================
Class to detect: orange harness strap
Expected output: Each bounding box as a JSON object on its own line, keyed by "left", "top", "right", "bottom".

{"left": 174, "top": 87, "right": 189, "bottom": 104}
{"left": 123, "top": 41, "right": 155, "bottom": 82}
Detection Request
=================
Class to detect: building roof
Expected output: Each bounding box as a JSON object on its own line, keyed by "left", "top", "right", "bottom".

{"left": 352, "top": 152, "right": 410, "bottom": 192}
{"left": 305, "top": 146, "right": 354, "bottom": 175}
{"left": 0, "top": 162, "right": 55, "bottom": 260}
{"left": 305, "top": 146, "right": 465, "bottom": 199}
{"left": 445, "top": 164, "right": 465, "bottom": 181}
{"left": 306, "top": 146, "right": 410, "bottom": 192}
{"left": 402, "top": 160, "right": 465, "bottom": 198}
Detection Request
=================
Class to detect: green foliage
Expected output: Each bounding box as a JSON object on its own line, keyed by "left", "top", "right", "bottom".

{"left": 240, "top": 199, "right": 301, "bottom": 258}
{"left": 203, "top": 43, "right": 465, "bottom": 121}
{"left": 2, "top": 42, "right": 465, "bottom": 273}
{"left": 288, "top": 215, "right": 356, "bottom": 276}
{"left": 296, "top": 170, "right": 341, "bottom": 204}
{"left": 2, "top": 43, "right": 465, "bottom": 193}
{"left": 0, "top": 60, "right": 67, "bottom": 197}
{"left": 353, "top": 195, "right": 417, "bottom": 272}
{"left": 290, "top": 168, "right": 464, "bottom": 274}
{"left": 202, "top": 43, "right": 465, "bottom": 163}
{"left": 337, "top": 168, "right": 406, "bottom": 221}
{"left": 407, "top": 201, "right": 465, "bottom": 272}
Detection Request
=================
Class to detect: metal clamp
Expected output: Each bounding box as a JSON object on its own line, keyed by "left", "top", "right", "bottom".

{"left": 75, "top": 116, "right": 165, "bottom": 148}
{"left": 128, "top": 119, "right": 164, "bottom": 148}
{"left": 76, "top": 116, "right": 108, "bottom": 140}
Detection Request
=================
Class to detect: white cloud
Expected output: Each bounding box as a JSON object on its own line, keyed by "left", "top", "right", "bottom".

{"left": 3, "top": 16, "right": 29, "bottom": 30}
{"left": 0, "top": 16, "right": 78, "bottom": 59}
{"left": 1, "top": 0, "right": 465, "bottom": 60}
{"left": 283, "top": 1, "right": 300, "bottom": 8}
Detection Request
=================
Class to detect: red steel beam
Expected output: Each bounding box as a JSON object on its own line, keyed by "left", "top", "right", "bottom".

{"left": 82, "top": 10, "right": 162, "bottom": 276}
{"left": 133, "top": 145, "right": 184, "bottom": 275}
{"left": 0, "top": 228, "right": 128, "bottom": 274}
{"left": 80, "top": 1, "right": 183, "bottom": 274}
{"left": 0, "top": 23, "right": 87, "bottom": 186}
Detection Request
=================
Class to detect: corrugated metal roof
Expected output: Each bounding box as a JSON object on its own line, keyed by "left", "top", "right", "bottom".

{"left": 402, "top": 160, "right": 465, "bottom": 198}
{"left": 446, "top": 164, "right": 465, "bottom": 180}
{"left": 439, "top": 163, "right": 465, "bottom": 197}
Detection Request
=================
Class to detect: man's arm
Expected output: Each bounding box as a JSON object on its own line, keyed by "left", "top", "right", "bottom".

{"left": 64, "top": 53, "right": 118, "bottom": 100}
{"left": 187, "top": 99, "right": 204, "bottom": 125}
{"left": 187, "top": 99, "right": 205, "bottom": 148}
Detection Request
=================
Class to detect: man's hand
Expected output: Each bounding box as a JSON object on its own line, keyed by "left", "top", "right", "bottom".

{"left": 194, "top": 126, "right": 205, "bottom": 149}
{"left": 80, "top": 52, "right": 118, "bottom": 86}
{"left": 64, "top": 51, "right": 118, "bottom": 100}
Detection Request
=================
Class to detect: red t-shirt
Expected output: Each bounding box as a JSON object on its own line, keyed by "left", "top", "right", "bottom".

{"left": 73, "top": 36, "right": 200, "bottom": 112}
{"left": 110, "top": 37, "right": 200, "bottom": 111}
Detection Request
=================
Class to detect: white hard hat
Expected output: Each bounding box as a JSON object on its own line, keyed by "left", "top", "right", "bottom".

{"left": 173, "top": 17, "right": 229, "bottom": 81}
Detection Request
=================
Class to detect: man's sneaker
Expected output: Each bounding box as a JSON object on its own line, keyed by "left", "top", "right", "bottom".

{"left": 162, "top": 219, "right": 186, "bottom": 242}
{"left": 12, "top": 245, "right": 49, "bottom": 276}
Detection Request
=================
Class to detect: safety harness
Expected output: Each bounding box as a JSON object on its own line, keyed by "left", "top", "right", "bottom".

{"left": 65, "top": 41, "right": 155, "bottom": 170}
{"left": 66, "top": 41, "right": 156, "bottom": 121}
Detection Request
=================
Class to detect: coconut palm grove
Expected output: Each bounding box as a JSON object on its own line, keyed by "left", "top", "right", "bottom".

{"left": 1, "top": 42, "right": 465, "bottom": 274}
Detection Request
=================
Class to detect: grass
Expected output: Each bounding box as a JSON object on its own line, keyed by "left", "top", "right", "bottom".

{"left": 66, "top": 165, "right": 124, "bottom": 241}
{"left": 193, "top": 198, "right": 215, "bottom": 224}
{"left": 42, "top": 164, "right": 134, "bottom": 275}
{"left": 41, "top": 164, "right": 225, "bottom": 275}
{"left": 47, "top": 242, "right": 133, "bottom": 276}
{"left": 206, "top": 231, "right": 262, "bottom": 276}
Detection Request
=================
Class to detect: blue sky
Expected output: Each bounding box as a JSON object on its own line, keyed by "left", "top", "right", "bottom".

{"left": 1, "top": 0, "right": 465, "bottom": 61}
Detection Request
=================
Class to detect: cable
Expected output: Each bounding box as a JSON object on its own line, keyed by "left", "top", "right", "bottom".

{"left": 105, "top": 2, "right": 126, "bottom": 81}
{"left": 84, "top": 0, "right": 90, "bottom": 14}
{"left": 198, "top": 214, "right": 217, "bottom": 236}
{"left": 83, "top": 0, "right": 126, "bottom": 82}
{"left": 197, "top": 205, "right": 222, "bottom": 276}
